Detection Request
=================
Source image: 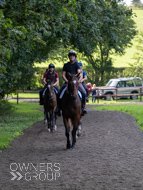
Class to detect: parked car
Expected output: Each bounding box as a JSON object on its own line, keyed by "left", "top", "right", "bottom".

{"left": 98, "top": 77, "right": 143, "bottom": 100}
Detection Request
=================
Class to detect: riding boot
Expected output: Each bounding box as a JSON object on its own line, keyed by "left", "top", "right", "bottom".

{"left": 86, "top": 96, "right": 89, "bottom": 102}
{"left": 81, "top": 97, "right": 87, "bottom": 116}
{"left": 39, "top": 90, "right": 44, "bottom": 105}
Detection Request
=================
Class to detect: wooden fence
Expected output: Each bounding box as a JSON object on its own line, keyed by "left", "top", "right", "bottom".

{"left": 90, "top": 87, "right": 143, "bottom": 103}
{"left": 14, "top": 87, "right": 143, "bottom": 104}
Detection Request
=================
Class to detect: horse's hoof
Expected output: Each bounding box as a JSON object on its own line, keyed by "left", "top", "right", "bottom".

{"left": 66, "top": 144, "right": 71, "bottom": 149}
{"left": 48, "top": 128, "right": 51, "bottom": 132}
{"left": 54, "top": 125, "right": 57, "bottom": 131}
{"left": 71, "top": 145, "right": 76, "bottom": 149}
{"left": 44, "top": 119, "right": 47, "bottom": 124}
{"left": 77, "top": 132, "right": 81, "bottom": 137}
{"left": 51, "top": 128, "right": 54, "bottom": 133}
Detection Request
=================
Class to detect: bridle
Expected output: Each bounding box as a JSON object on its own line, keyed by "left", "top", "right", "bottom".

{"left": 47, "top": 84, "right": 55, "bottom": 100}
{"left": 67, "top": 79, "right": 79, "bottom": 101}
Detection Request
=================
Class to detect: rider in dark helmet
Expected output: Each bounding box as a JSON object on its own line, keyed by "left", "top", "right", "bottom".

{"left": 58, "top": 50, "right": 87, "bottom": 116}
{"left": 68, "top": 50, "right": 77, "bottom": 58}
{"left": 39, "top": 63, "right": 60, "bottom": 113}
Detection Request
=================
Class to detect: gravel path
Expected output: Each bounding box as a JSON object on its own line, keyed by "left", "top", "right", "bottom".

{"left": 0, "top": 105, "right": 143, "bottom": 190}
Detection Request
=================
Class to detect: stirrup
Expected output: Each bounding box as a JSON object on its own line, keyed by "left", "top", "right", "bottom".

{"left": 81, "top": 108, "right": 87, "bottom": 116}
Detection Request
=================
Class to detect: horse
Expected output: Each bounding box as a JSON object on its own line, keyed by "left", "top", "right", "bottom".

{"left": 60, "top": 73, "right": 82, "bottom": 149}
{"left": 43, "top": 80, "right": 57, "bottom": 132}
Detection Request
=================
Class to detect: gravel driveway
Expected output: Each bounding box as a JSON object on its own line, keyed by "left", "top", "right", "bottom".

{"left": 0, "top": 105, "right": 143, "bottom": 190}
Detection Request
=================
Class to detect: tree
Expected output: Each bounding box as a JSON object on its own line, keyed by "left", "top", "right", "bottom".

{"left": 0, "top": 0, "right": 77, "bottom": 98}
{"left": 70, "top": 0, "right": 137, "bottom": 85}
{"left": 123, "top": 31, "right": 143, "bottom": 78}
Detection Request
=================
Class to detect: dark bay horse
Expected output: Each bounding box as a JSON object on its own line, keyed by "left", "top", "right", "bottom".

{"left": 43, "top": 80, "right": 57, "bottom": 132}
{"left": 60, "top": 73, "right": 82, "bottom": 149}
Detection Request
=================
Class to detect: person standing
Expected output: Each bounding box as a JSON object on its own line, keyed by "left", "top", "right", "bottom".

{"left": 92, "top": 84, "right": 96, "bottom": 103}
{"left": 86, "top": 82, "right": 92, "bottom": 97}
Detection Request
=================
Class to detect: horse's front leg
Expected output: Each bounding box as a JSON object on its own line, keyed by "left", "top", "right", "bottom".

{"left": 44, "top": 109, "right": 47, "bottom": 124}
{"left": 63, "top": 118, "right": 71, "bottom": 149}
{"left": 54, "top": 111, "right": 57, "bottom": 131}
{"left": 77, "top": 119, "right": 82, "bottom": 137}
{"left": 72, "top": 120, "right": 79, "bottom": 148}
{"left": 50, "top": 111, "right": 55, "bottom": 133}
{"left": 47, "top": 112, "right": 51, "bottom": 132}
{"left": 72, "top": 126, "right": 77, "bottom": 149}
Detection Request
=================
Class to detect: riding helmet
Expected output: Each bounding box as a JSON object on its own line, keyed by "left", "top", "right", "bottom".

{"left": 78, "top": 61, "right": 83, "bottom": 66}
{"left": 68, "top": 50, "right": 77, "bottom": 58}
{"left": 49, "top": 63, "right": 55, "bottom": 68}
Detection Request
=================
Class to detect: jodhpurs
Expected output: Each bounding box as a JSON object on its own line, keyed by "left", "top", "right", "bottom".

{"left": 78, "top": 83, "right": 86, "bottom": 106}
{"left": 82, "top": 82, "right": 88, "bottom": 97}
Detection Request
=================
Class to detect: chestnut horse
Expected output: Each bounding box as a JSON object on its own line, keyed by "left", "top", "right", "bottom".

{"left": 43, "top": 80, "right": 57, "bottom": 132}
{"left": 60, "top": 73, "right": 82, "bottom": 149}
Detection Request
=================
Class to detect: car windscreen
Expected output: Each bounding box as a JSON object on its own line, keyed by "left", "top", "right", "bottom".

{"left": 106, "top": 80, "right": 118, "bottom": 87}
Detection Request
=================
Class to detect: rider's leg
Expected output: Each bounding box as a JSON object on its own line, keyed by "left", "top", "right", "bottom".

{"left": 79, "top": 83, "right": 87, "bottom": 115}
{"left": 39, "top": 87, "right": 45, "bottom": 105}
{"left": 57, "top": 83, "right": 67, "bottom": 114}
{"left": 82, "top": 82, "right": 89, "bottom": 102}
{"left": 54, "top": 86, "right": 61, "bottom": 116}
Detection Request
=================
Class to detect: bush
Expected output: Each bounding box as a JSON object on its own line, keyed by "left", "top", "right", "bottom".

{"left": 0, "top": 99, "right": 15, "bottom": 116}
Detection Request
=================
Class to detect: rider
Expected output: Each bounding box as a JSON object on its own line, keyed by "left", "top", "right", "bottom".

{"left": 78, "top": 61, "right": 89, "bottom": 102}
{"left": 39, "top": 63, "right": 61, "bottom": 115}
{"left": 58, "top": 50, "right": 87, "bottom": 116}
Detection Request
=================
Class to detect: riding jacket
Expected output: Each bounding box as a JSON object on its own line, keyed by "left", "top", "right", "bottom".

{"left": 43, "top": 71, "right": 59, "bottom": 84}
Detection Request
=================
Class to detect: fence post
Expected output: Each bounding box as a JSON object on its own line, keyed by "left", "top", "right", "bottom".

{"left": 97, "top": 89, "right": 99, "bottom": 103}
{"left": 140, "top": 87, "right": 142, "bottom": 102}
{"left": 17, "top": 91, "right": 19, "bottom": 104}
{"left": 115, "top": 88, "right": 117, "bottom": 102}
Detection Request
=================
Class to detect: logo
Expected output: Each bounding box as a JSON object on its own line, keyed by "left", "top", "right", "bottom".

{"left": 10, "top": 162, "right": 60, "bottom": 181}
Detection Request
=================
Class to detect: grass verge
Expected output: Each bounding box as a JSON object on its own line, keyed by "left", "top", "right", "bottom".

{"left": 0, "top": 101, "right": 43, "bottom": 152}
{"left": 9, "top": 92, "right": 39, "bottom": 98}
{"left": 93, "top": 104, "right": 143, "bottom": 130}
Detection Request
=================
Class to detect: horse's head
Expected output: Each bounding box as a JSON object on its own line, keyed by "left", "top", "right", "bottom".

{"left": 67, "top": 73, "right": 80, "bottom": 100}
{"left": 46, "top": 79, "right": 54, "bottom": 99}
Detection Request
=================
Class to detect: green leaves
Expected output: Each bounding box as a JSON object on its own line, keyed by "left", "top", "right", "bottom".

{"left": 0, "top": 0, "right": 137, "bottom": 97}
{"left": 0, "top": 0, "right": 78, "bottom": 98}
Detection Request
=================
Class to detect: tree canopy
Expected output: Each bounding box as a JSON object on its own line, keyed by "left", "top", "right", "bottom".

{"left": 70, "top": 0, "right": 136, "bottom": 84}
{"left": 0, "top": 0, "right": 77, "bottom": 97}
{"left": 0, "top": 0, "right": 137, "bottom": 97}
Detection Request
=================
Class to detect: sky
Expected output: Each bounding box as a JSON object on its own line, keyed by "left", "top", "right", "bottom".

{"left": 123, "top": 0, "right": 143, "bottom": 6}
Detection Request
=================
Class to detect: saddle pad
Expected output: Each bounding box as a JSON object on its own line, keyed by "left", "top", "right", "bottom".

{"left": 59, "top": 87, "right": 67, "bottom": 99}
{"left": 43, "top": 88, "right": 47, "bottom": 97}
{"left": 59, "top": 87, "right": 82, "bottom": 100}
{"left": 43, "top": 87, "right": 58, "bottom": 97}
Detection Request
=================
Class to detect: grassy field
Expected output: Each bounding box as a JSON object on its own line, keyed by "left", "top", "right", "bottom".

{"left": 34, "top": 9, "right": 143, "bottom": 69}
{"left": 0, "top": 101, "right": 43, "bottom": 152}
{"left": 10, "top": 92, "right": 39, "bottom": 98}
{"left": 93, "top": 104, "right": 143, "bottom": 130}
{"left": 111, "top": 9, "right": 143, "bottom": 68}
